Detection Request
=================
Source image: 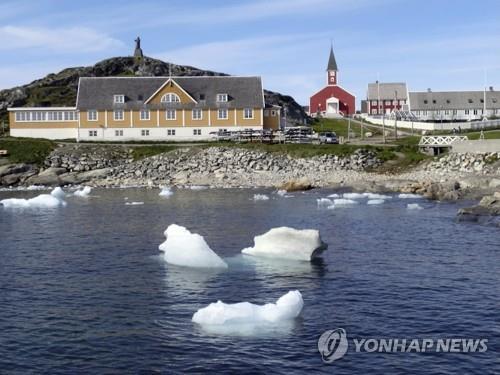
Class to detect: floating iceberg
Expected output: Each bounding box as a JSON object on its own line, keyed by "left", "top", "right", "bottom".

{"left": 407, "top": 203, "right": 423, "bottom": 210}
{"left": 192, "top": 290, "right": 303, "bottom": 326}
{"left": 276, "top": 189, "right": 287, "bottom": 196}
{"left": 159, "top": 186, "right": 173, "bottom": 197}
{"left": 333, "top": 198, "right": 358, "bottom": 205}
{"left": 363, "top": 192, "right": 392, "bottom": 200}
{"left": 342, "top": 192, "right": 365, "bottom": 199}
{"left": 125, "top": 201, "right": 144, "bottom": 206}
{"left": 0, "top": 187, "right": 67, "bottom": 209}
{"left": 399, "top": 193, "right": 423, "bottom": 199}
{"left": 189, "top": 185, "right": 208, "bottom": 190}
{"left": 327, "top": 193, "right": 340, "bottom": 198}
{"left": 317, "top": 198, "right": 333, "bottom": 207}
{"left": 73, "top": 186, "right": 92, "bottom": 197}
{"left": 242, "top": 227, "right": 327, "bottom": 261}
{"left": 159, "top": 224, "right": 228, "bottom": 268}
{"left": 367, "top": 199, "right": 385, "bottom": 205}
{"left": 253, "top": 194, "right": 270, "bottom": 201}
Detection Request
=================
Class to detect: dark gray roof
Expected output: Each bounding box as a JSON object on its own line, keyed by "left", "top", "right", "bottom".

{"left": 409, "top": 90, "right": 500, "bottom": 110}
{"left": 76, "top": 76, "right": 264, "bottom": 110}
{"left": 367, "top": 82, "right": 408, "bottom": 100}
{"left": 326, "top": 46, "right": 338, "bottom": 71}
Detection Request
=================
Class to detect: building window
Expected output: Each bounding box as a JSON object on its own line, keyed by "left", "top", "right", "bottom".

{"left": 414, "top": 110, "right": 420, "bottom": 116}
{"left": 218, "top": 108, "right": 228, "bottom": 119}
{"left": 88, "top": 110, "right": 98, "bottom": 121}
{"left": 424, "top": 100, "right": 428, "bottom": 104}
{"left": 473, "top": 109, "right": 478, "bottom": 115}
{"left": 166, "top": 109, "right": 176, "bottom": 120}
{"left": 193, "top": 129, "right": 201, "bottom": 136}
{"left": 192, "top": 109, "right": 202, "bottom": 120}
{"left": 140, "top": 109, "right": 150, "bottom": 120}
{"left": 445, "top": 110, "right": 449, "bottom": 115}
{"left": 371, "top": 100, "right": 377, "bottom": 105}
{"left": 114, "top": 95, "right": 125, "bottom": 103}
{"left": 385, "top": 100, "right": 390, "bottom": 105}
{"left": 243, "top": 108, "right": 254, "bottom": 119}
{"left": 422, "top": 110, "right": 427, "bottom": 116}
{"left": 114, "top": 109, "right": 124, "bottom": 121}
{"left": 199, "top": 94, "right": 205, "bottom": 100}
{"left": 468, "top": 99, "right": 473, "bottom": 103}
{"left": 271, "top": 110, "right": 276, "bottom": 116}
{"left": 436, "top": 110, "right": 440, "bottom": 115}
{"left": 217, "top": 93, "right": 228, "bottom": 102}
{"left": 465, "top": 109, "right": 470, "bottom": 115}
{"left": 371, "top": 109, "right": 378, "bottom": 115}
{"left": 115, "top": 130, "right": 123, "bottom": 136}
{"left": 161, "top": 93, "right": 180, "bottom": 103}
{"left": 264, "top": 110, "right": 269, "bottom": 116}
{"left": 452, "top": 110, "right": 457, "bottom": 115}
{"left": 141, "top": 130, "right": 150, "bottom": 136}
{"left": 432, "top": 100, "right": 436, "bottom": 104}
{"left": 167, "top": 129, "right": 176, "bottom": 136}
{"left": 89, "top": 130, "right": 97, "bottom": 137}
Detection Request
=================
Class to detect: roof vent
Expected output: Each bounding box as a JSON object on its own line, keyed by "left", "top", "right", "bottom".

{"left": 490, "top": 86, "right": 494, "bottom": 91}
{"left": 427, "top": 88, "right": 432, "bottom": 92}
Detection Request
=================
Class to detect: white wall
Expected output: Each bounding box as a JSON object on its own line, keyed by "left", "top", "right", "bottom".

{"left": 366, "top": 117, "right": 500, "bottom": 132}
{"left": 10, "top": 128, "right": 78, "bottom": 140}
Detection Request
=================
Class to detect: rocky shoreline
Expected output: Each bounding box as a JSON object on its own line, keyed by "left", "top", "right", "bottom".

{"left": 1, "top": 144, "right": 499, "bottom": 222}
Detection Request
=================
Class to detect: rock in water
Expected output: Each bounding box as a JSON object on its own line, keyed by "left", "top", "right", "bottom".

{"left": 159, "top": 224, "right": 228, "bottom": 268}
{"left": 192, "top": 290, "right": 303, "bottom": 325}
{"left": 241, "top": 227, "right": 327, "bottom": 261}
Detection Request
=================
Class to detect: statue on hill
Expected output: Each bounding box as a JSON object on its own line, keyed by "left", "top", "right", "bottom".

{"left": 134, "top": 37, "right": 144, "bottom": 60}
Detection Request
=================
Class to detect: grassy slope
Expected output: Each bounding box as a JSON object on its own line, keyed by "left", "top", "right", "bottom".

{"left": 465, "top": 130, "right": 500, "bottom": 140}
{"left": 0, "top": 137, "right": 54, "bottom": 165}
{"left": 311, "top": 118, "right": 381, "bottom": 137}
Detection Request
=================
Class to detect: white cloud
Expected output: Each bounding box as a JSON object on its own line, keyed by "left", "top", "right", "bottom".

{"left": 0, "top": 26, "right": 123, "bottom": 52}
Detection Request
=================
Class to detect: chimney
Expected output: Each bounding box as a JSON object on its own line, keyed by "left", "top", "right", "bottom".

{"left": 427, "top": 88, "right": 432, "bottom": 93}
{"left": 490, "top": 86, "right": 494, "bottom": 91}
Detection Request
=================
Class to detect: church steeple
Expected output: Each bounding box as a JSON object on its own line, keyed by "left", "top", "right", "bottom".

{"left": 326, "top": 44, "right": 338, "bottom": 85}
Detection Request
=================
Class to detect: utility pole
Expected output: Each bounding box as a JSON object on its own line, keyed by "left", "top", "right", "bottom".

{"left": 394, "top": 90, "right": 398, "bottom": 140}
{"left": 347, "top": 116, "right": 351, "bottom": 142}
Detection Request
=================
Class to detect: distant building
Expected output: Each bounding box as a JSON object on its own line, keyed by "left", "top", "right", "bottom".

{"left": 409, "top": 88, "right": 500, "bottom": 121}
{"left": 310, "top": 45, "right": 355, "bottom": 117}
{"left": 364, "top": 82, "right": 408, "bottom": 115}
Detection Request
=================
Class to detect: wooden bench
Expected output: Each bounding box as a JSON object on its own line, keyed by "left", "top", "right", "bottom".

{"left": 0, "top": 150, "right": 9, "bottom": 156}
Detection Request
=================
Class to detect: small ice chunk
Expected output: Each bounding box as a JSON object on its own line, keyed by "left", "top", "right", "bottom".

{"left": 159, "top": 187, "right": 173, "bottom": 197}
{"left": 159, "top": 224, "right": 228, "bottom": 268}
{"left": 189, "top": 185, "right": 208, "bottom": 190}
{"left": 363, "top": 193, "right": 392, "bottom": 199}
{"left": 253, "top": 194, "right": 269, "bottom": 201}
{"left": 276, "top": 189, "right": 287, "bottom": 196}
{"left": 74, "top": 186, "right": 92, "bottom": 197}
{"left": 343, "top": 192, "right": 365, "bottom": 199}
{"left": 407, "top": 203, "right": 423, "bottom": 210}
{"left": 317, "top": 198, "right": 333, "bottom": 206}
{"left": 1, "top": 187, "right": 66, "bottom": 209}
{"left": 367, "top": 199, "right": 385, "bottom": 205}
{"left": 26, "top": 185, "right": 47, "bottom": 191}
{"left": 125, "top": 201, "right": 144, "bottom": 205}
{"left": 327, "top": 205, "right": 335, "bottom": 210}
{"left": 333, "top": 198, "right": 358, "bottom": 205}
{"left": 327, "top": 193, "right": 340, "bottom": 198}
{"left": 242, "top": 227, "right": 327, "bottom": 261}
{"left": 192, "top": 290, "right": 303, "bottom": 326}
{"left": 399, "top": 193, "right": 423, "bottom": 199}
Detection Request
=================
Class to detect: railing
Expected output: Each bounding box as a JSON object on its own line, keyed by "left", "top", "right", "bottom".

{"left": 418, "top": 135, "right": 469, "bottom": 147}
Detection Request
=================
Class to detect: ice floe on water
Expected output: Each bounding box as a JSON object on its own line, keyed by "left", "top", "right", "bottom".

{"left": 367, "top": 199, "right": 385, "bottom": 205}
{"left": 333, "top": 198, "right": 358, "bottom": 205}
{"left": 242, "top": 227, "right": 327, "bottom": 261}
{"left": 73, "top": 186, "right": 92, "bottom": 197}
{"left": 342, "top": 192, "right": 365, "bottom": 199}
{"left": 159, "top": 186, "right": 174, "bottom": 197}
{"left": 0, "top": 187, "right": 67, "bottom": 209}
{"left": 192, "top": 290, "right": 303, "bottom": 328}
{"left": 0, "top": 185, "right": 48, "bottom": 192}
{"left": 276, "top": 189, "right": 287, "bottom": 196}
{"left": 327, "top": 193, "right": 340, "bottom": 198}
{"left": 399, "top": 193, "right": 423, "bottom": 199}
{"left": 253, "top": 194, "right": 270, "bottom": 201}
{"left": 188, "top": 185, "right": 208, "bottom": 190}
{"left": 363, "top": 192, "right": 392, "bottom": 200}
{"left": 159, "top": 224, "right": 228, "bottom": 268}
{"left": 125, "top": 201, "right": 144, "bottom": 206}
{"left": 407, "top": 203, "right": 423, "bottom": 210}
{"left": 317, "top": 198, "right": 333, "bottom": 207}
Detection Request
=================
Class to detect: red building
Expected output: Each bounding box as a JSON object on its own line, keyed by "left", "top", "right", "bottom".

{"left": 310, "top": 45, "right": 355, "bottom": 117}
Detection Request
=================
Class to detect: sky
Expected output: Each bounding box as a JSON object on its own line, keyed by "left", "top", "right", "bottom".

{"left": 0, "top": 0, "right": 499, "bottom": 106}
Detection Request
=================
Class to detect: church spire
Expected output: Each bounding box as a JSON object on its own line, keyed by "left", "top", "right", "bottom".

{"left": 326, "top": 43, "right": 338, "bottom": 71}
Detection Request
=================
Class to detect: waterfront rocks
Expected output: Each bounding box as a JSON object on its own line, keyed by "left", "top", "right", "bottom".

{"left": 457, "top": 192, "right": 500, "bottom": 225}
{"left": 0, "top": 163, "right": 38, "bottom": 186}
{"left": 424, "top": 152, "right": 500, "bottom": 175}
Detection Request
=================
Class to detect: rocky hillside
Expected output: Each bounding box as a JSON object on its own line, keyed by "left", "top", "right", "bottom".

{"left": 0, "top": 56, "right": 309, "bottom": 125}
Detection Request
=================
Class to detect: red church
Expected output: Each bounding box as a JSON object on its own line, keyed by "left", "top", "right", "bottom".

{"left": 310, "top": 45, "right": 355, "bottom": 117}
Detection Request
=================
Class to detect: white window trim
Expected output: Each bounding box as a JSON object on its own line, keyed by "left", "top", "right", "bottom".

{"left": 113, "top": 109, "right": 124, "bottom": 121}
{"left": 243, "top": 108, "right": 254, "bottom": 119}
{"left": 192, "top": 109, "right": 203, "bottom": 120}
{"left": 88, "top": 110, "right": 98, "bottom": 122}
{"left": 114, "top": 95, "right": 125, "bottom": 104}
{"left": 161, "top": 93, "right": 181, "bottom": 103}
{"left": 218, "top": 108, "right": 228, "bottom": 120}
{"left": 166, "top": 109, "right": 177, "bottom": 120}
{"left": 140, "top": 109, "right": 150, "bottom": 120}
{"left": 216, "top": 93, "right": 228, "bottom": 102}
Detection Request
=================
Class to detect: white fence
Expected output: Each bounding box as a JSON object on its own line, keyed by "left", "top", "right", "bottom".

{"left": 418, "top": 135, "right": 468, "bottom": 147}
{"left": 364, "top": 116, "right": 500, "bottom": 132}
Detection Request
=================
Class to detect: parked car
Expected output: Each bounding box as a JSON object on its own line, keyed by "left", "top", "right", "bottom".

{"left": 318, "top": 132, "right": 338, "bottom": 144}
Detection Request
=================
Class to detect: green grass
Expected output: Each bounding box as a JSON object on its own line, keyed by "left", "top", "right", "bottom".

{"left": 465, "top": 130, "right": 500, "bottom": 140}
{"left": 312, "top": 118, "right": 362, "bottom": 138}
{"left": 132, "top": 145, "right": 179, "bottom": 160}
{"left": 0, "top": 137, "right": 55, "bottom": 165}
